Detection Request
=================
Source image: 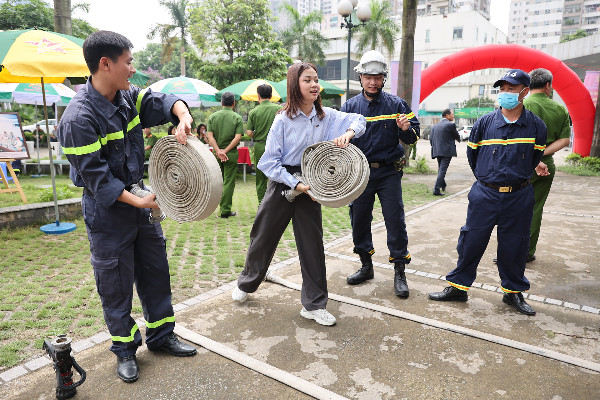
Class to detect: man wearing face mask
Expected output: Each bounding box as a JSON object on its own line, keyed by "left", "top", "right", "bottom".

{"left": 341, "top": 50, "right": 420, "bottom": 298}
{"left": 428, "top": 69, "right": 548, "bottom": 316}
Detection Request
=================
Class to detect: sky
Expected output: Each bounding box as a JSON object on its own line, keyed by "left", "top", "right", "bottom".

{"left": 69, "top": 0, "right": 511, "bottom": 52}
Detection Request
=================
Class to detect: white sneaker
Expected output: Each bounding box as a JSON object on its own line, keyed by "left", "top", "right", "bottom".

{"left": 265, "top": 269, "right": 276, "bottom": 282}
{"left": 300, "top": 307, "right": 336, "bottom": 326}
{"left": 232, "top": 287, "right": 248, "bottom": 302}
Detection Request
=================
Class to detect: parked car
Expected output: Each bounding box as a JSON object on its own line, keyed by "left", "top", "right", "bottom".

{"left": 22, "top": 119, "right": 57, "bottom": 134}
{"left": 458, "top": 125, "right": 472, "bottom": 141}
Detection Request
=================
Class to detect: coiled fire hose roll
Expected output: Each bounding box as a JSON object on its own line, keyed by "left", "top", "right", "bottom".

{"left": 148, "top": 136, "right": 223, "bottom": 222}
{"left": 283, "top": 141, "right": 369, "bottom": 208}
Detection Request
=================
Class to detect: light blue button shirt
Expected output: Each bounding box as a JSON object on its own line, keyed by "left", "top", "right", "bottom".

{"left": 258, "top": 106, "right": 366, "bottom": 189}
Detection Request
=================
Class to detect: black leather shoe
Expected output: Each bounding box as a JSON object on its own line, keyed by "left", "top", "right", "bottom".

{"left": 428, "top": 286, "right": 468, "bottom": 302}
{"left": 433, "top": 191, "right": 446, "bottom": 196}
{"left": 116, "top": 355, "right": 139, "bottom": 383}
{"left": 347, "top": 265, "right": 374, "bottom": 285}
{"left": 394, "top": 265, "right": 409, "bottom": 298}
{"left": 502, "top": 293, "right": 536, "bottom": 315}
{"left": 153, "top": 333, "right": 197, "bottom": 356}
{"left": 347, "top": 252, "right": 374, "bottom": 285}
{"left": 220, "top": 211, "right": 237, "bottom": 218}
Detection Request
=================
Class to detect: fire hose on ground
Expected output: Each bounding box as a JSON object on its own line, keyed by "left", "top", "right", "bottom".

{"left": 282, "top": 141, "right": 370, "bottom": 208}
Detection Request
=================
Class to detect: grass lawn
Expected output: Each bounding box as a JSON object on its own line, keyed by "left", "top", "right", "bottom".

{"left": 0, "top": 171, "right": 434, "bottom": 369}
{"left": 0, "top": 174, "right": 80, "bottom": 208}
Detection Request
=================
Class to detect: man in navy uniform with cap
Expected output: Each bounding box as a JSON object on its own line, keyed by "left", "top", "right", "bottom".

{"left": 428, "top": 69, "right": 548, "bottom": 315}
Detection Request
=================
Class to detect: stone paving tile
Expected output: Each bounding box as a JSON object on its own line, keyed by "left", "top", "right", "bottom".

{"left": 24, "top": 357, "right": 52, "bottom": 372}
{"left": 0, "top": 366, "right": 28, "bottom": 382}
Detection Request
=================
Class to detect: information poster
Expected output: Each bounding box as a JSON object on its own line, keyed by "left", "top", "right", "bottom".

{"left": 0, "top": 112, "right": 30, "bottom": 160}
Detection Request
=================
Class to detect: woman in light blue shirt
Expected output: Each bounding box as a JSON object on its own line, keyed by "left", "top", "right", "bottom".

{"left": 232, "top": 62, "right": 366, "bottom": 326}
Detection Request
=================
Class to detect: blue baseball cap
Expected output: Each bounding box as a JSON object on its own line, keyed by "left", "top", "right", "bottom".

{"left": 493, "top": 69, "right": 530, "bottom": 88}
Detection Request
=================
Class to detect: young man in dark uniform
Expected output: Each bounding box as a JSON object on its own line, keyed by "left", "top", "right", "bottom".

{"left": 57, "top": 31, "right": 197, "bottom": 383}
{"left": 341, "top": 50, "right": 420, "bottom": 298}
{"left": 428, "top": 69, "right": 548, "bottom": 315}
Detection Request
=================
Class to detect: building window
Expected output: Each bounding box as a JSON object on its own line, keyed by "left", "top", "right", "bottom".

{"left": 425, "top": 29, "right": 430, "bottom": 42}
{"left": 532, "top": 33, "right": 538, "bottom": 37}
{"left": 542, "top": 44, "right": 547, "bottom": 48}
{"left": 545, "top": 9, "right": 550, "bottom": 13}
{"left": 453, "top": 27, "right": 463, "bottom": 39}
{"left": 479, "top": 85, "right": 485, "bottom": 96}
{"left": 534, "top": 10, "right": 539, "bottom": 15}
{"left": 491, "top": 88, "right": 499, "bottom": 95}
{"left": 330, "top": 16, "right": 338, "bottom": 27}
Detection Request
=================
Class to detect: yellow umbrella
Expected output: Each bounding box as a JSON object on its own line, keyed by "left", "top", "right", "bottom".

{"left": 0, "top": 29, "right": 89, "bottom": 234}
{"left": 0, "top": 29, "right": 89, "bottom": 83}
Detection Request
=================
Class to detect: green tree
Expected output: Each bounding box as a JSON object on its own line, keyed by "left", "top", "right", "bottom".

{"left": 190, "top": 0, "right": 276, "bottom": 63}
{"left": 357, "top": 0, "right": 400, "bottom": 57}
{"left": 188, "top": 41, "right": 291, "bottom": 89}
{"left": 460, "top": 97, "right": 496, "bottom": 108}
{"left": 133, "top": 43, "right": 195, "bottom": 79}
{"left": 147, "top": 0, "right": 192, "bottom": 77}
{"left": 278, "top": 4, "right": 327, "bottom": 65}
{"left": 0, "top": 0, "right": 96, "bottom": 39}
{"left": 397, "top": 0, "right": 417, "bottom": 166}
{"left": 560, "top": 29, "right": 588, "bottom": 43}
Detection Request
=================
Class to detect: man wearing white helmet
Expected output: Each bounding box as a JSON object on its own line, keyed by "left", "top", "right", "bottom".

{"left": 341, "top": 50, "right": 420, "bottom": 298}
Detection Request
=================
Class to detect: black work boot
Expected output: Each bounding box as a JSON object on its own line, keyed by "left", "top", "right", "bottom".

{"left": 394, "top": 263, "right": 409, "bottom": 298}
{"left": 347, "top": 252, "right": 374, "bottom": 285}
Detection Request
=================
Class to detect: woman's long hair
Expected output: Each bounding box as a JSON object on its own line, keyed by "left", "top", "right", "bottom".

{"left": 283, "top": 62, "right": 325, "bottom": 120}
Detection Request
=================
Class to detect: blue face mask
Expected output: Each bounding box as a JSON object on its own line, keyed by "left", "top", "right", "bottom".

{"left": 497, "top": 89, "right": 525, "bottom": 110}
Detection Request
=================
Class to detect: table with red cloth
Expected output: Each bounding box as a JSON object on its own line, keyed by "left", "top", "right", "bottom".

{"left": 237, "top": 146, "right": 251, "bottom": 182}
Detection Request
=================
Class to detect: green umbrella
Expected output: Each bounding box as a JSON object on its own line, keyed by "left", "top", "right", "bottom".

{"left": 149, "top": 76, "right": 219, "bottom": 107}
{"left": 0, "top": 82, "right": 75, "bottom": 105}
{"left": 128, "top": 71, "right": 149, "bottom": 87}
{"left": 276, "top": 79, "right": 345, "bottom": 102}
{"left": 216, "top": 79, "right": 286, "bottom": 102}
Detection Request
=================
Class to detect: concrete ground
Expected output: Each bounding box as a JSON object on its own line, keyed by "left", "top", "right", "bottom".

{"left": 3, "top": 142, "right": 599, "bottom": 400}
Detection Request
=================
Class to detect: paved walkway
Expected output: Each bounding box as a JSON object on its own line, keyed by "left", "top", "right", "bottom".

{"left": 3, "top": 142, "right": 599, "bottom": 400}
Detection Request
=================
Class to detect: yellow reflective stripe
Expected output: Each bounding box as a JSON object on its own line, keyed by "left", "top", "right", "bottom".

{"left": 501, "top": 286, "right": 521, "bottom": 293}
{"left": 62, "top": 117, "right": 140, "bottom": 156}
{"left": 128, "top": 115, "right": 140, "bottom": 132}
{"left": 136, "top": 88, "right": 149, "bottom": 114}
{"left": 99, "top": 130, "right": 124, "bottom": 145}
{"left": 389, "top": 253, "right": 411, "bottom": 262}
{"left": 469, "top": 138, "right": 538, "bottom": 149}
{"left": 447, "top": 281, "right": 469, "bottom": 291}
{"left": 111, "top": 324, "right": 139, "bottom": 343}
{"left": 365, "top": 112, "right": 415, "bottom": 122}
{"left": 62, "top": 139, "right": 101, "bottom": 156}
{"left": 534, "top": 144, "right": 546, "bottom": 151}
{"left": 145, "top": 316, "right": 175, "bottom": 329}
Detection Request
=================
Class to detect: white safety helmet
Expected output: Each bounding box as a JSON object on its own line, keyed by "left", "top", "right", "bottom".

{"left": 354, "top": 50, "right": 388, "bottom": 77}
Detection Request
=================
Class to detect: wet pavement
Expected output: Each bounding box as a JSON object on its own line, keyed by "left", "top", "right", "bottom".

{"left": 2, "top": 142, "right": 599, "bottom": 400}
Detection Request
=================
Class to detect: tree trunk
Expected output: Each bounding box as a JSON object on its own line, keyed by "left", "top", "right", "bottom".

{"left": 397, "top": 0, "right": 417, "bottom": 166}
{"left": 54, "top": 0, "right": 72, "bottom": 127}
{"left": 590, "top": 78, "right": 600, "bottom": 157}
{"left": 180, "top": 44, "right": 186, "bottom": 77}
{"left": 53, "top": 0, "right": 72, "bottom": 35}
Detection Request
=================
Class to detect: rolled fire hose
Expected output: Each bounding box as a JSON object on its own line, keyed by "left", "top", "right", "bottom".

{"left": 283, "top": 141, "right": 369, "bottom": 208}
{"left": 148, "top": 135, "right": 223, "bottom": 222}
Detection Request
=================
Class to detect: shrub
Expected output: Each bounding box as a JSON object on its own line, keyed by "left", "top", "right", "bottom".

{"left": 36, "top": 185, "right": 76, "bottom": 202}
{"left": 565, "top": 153, "right": 600, "bottom": 173}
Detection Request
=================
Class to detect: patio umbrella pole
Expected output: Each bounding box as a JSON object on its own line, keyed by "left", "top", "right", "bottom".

{"left": 41, "top": 78, "right": 60, "bottom": 225}
{"left": 35, "top": 103, "right": 42, "bottom": 176}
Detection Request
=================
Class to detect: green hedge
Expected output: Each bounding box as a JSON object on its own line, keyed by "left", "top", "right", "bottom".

{"left": 565, "top": 153, "right": 600, "bottom": 173}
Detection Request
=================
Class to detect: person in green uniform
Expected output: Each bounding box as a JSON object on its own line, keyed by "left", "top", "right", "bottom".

{"left": 523, "top": 68, "right": 570, "bottom": 262}
{"left": 143, "top": 128, "right": 158, "bottom": 161}
{"left": 207, "top": 91, "right": 244, "bottom": 218}
{"left": 246, "top": 84, "right": 283, "bottom": 203}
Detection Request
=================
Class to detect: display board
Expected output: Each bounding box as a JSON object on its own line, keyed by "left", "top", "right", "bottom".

{"left": 0, "top": 112, "right": 30, "bottom": 160}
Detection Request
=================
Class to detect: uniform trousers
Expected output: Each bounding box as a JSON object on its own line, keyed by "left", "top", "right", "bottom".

{"left": 237, "top": 169, "right": 328, "bottom": 311}
{"left": 218, "top": 149, "right": 238, "bottom": 215}
{"left": 349, "top": 166, "right": 411, "bottom": 263}
{"left": 528, "top": 157, "right": 556, "bottom": 257}
{"left": 446, "top": 181, "right": 534, "bottom": 293}
{"left": 82, "top": 193, "right": 174, "bottom": 357}
{"left": 253, "top": 141, "right": 268, "bottom": 204}
{"left": 434, "top": 156, "right": 451, "bottom": 192}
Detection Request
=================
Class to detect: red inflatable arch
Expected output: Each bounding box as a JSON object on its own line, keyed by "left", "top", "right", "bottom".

{"left": 420, "top": 44, "right": 595, "bottom": 156}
